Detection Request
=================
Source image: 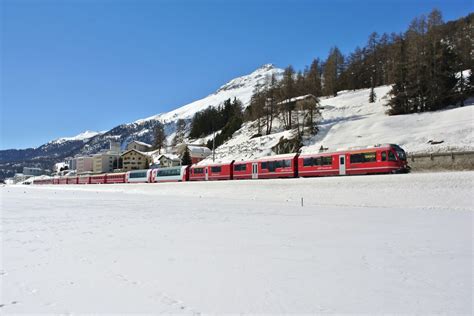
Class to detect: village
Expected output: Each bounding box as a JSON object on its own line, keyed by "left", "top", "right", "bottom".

{"left": 6, "top": 141, "right": 212, "bottom": 184}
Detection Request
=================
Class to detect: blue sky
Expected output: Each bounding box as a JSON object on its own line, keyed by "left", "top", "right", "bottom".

{"left": 1, "top": 0, "right": 471, "bottom": 149}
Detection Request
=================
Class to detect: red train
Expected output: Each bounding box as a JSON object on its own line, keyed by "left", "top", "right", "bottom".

{"left": 33, "top": 144, "right": 408, "bottom": 185}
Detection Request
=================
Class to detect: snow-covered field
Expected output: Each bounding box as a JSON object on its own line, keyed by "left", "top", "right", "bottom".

{"left": 1, "top": 172, "right": 473, "bottom": 314}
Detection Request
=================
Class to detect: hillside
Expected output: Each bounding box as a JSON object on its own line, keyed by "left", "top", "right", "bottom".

{"left": 200, "top": 85, "right": 474, "bottom": 164}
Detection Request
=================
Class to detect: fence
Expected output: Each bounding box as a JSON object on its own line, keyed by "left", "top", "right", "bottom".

{"left": 407, "top": 151, "right": 474, "bottom": 171}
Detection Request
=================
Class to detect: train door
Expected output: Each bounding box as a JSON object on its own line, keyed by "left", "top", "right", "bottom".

{"left": 339, "top": 155, "right": 346, "bottom": 175}
{"left": 252, "top": 163, "right": 258, "bottom": 179}
{"left": 205, "top": 167, "right": 209, "bottom": 181}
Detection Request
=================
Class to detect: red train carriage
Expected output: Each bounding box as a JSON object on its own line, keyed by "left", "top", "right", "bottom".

{"left": 90, "top": 174, "right": 106, "bottom": 184}
{"left": 233, "top": 154, "right": 299, "bottom": 180}
{"left": 67, "top": 176, "right": 78, "bottom": 184}
{"left": 78, "top": 175, "right": 91, "bottom": 184}
{"left": 188, "top": 162, "right": 234, "bottom": 181}
{"left": 33, "top": 178, "right": 53, "bottom": 185}
{"left": 58, "top": 177, "right": 68, "bottom": 185}
{"left": 106, "top": 173, "right": 126, "bottom": 184}
{"left": 298, "top": 144, "right": 408, "bottom": 177}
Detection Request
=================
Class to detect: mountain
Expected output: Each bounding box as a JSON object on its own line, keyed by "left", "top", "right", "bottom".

{"left": 0, "top": 64, "right": 284, "bottom": 179}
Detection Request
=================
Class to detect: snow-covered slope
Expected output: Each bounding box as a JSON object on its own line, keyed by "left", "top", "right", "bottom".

{"left": 203, "top": 85, "right": 474, "bottom": 163}
{"left": 51, "top": 130, "right": 104, "bottom": 145}
{"left": 304, "top": 86, "right": 474, "bottom": 154}
{"left": 135, "top": 64, "right": 282, "bottom": 124}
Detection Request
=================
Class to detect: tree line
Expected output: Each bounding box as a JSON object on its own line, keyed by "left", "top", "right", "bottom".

{"left": 247, "top": 9, "right": 471, "bottom": 120}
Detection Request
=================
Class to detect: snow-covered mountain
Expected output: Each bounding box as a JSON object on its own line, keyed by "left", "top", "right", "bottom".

{"left": 0, "top": 64, "right": 283, "bottom": 178}
{"left": 135, "top": 64, "right": 282, "bottom": 124}
{"left": 51, "top": 130, "right": 104, "bottom": 145}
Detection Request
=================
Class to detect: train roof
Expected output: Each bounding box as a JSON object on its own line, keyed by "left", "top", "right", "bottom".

{"left": 234, "top": 153, "right": 299, "bottom": 163}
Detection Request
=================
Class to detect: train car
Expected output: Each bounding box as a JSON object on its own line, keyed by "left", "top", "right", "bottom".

{"left": 151, "top": 166, "right": 189, "bottom": 183}
{"left": 67, "top": 176, "right": 78, "bottom": 184}
{"left": 125, "top": 169, "right": 152, "bottom": 183}
{"left": 90, "top": 174, "right": 106, "bottom": 184}
{"left": 188, "top": 162, "right": 234, "bottom": 181}
{"left": 58, "top": 177, "right": 68, "bottom": 185}
{"left": 78, "top": 175, "right": 91, "bottom": 184}
{"left": 233, "top": 154, "right": 299, "bottom": 180}
{"left": 298, "top": 144, "right": 408, "bottom": 177}
{"left": 33, "top": 178, "right": 53, "bottom": 185}
{"left": 106, "top": 173, "right": 126, "bottom": 184}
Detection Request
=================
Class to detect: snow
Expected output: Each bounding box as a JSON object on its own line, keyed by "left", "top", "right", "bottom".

{"left": 302, "top": 86, "right": 474, "bottom": 154}
{"left": 51, "top": 130, "right": 103, "bottom": 145}
{"left": 1, "top": 171, "right": 472, "bottom": 313}
{"left": 134, "top": 64, "right": 283, "bottom": 124}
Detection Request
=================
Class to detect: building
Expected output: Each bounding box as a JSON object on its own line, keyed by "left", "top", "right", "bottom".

{"left": 176, "top": 144, "right": 212, "bottom": 164}
{"left": 92, "top": 153, "right": 120, "bottom": 174}
{"left": 126, "top": 140, "right": 153, "bottom": 152}
{"left": 23, "top": 167, "right": 47, "bottom": 177}
{"left": 66, "top": 158, "right": 77, "bottom": 171}
{"left": 76, "top": 157, "right": 94, "bottom": 174}
{"left": 121, "top": 149, "right": 151, "bottom": 171}
{"left": 156, "top": 154, "right": 181, "bottom": 167}
{"left": 109, "top": 140, "right": 121, "bottom": 154}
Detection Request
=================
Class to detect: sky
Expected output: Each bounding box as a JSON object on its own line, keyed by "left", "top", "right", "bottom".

{"left": 1, "top": 0, "right": 472, "bottom": 150}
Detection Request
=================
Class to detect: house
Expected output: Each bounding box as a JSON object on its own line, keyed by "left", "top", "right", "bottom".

{"left": 156, "top": 154, "right": 181, "bottom": 168}
{"left": 126, "top": 140, "right": 153, "bottom": 152}
{"left": 121, "top": 149, "right": 151, "bottom": 171}
{"left": 176, "top": 144, "right": 212, "bottom": 164}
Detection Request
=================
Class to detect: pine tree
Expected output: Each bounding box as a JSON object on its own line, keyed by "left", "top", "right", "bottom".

{"left": 323, "top": 47, "right": 344, "bottom": 96}
{"left": 181, "top": 146, "right": 192, "bottom": 166}
{"left": 280, "top": 65, "right": 297, "bottom": 129}
{"left": 305, "top": 58, "right": 322, "bottom": 97}
{"left": 369, "top": 83, "right": 376, "bottom": 103}
{"left": 388, "top": 37, "right": 411, "bottom": 115}
{"left": 153, "top": 122, "right": 167, "bottom": 153}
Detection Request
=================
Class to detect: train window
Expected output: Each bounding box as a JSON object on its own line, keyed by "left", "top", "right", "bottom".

{"left": 193, "top": 168, "right": 204, "bottom": 174}
{"left": 303, "top": 158, "right": 313, "bottom": 166}
{"left": 158, "top": 168, "right": 180, "bottom": 177}
{"left": 322, "top": 156, "right": 332, "bottom": 165}
{"left": 350, "top": 152, "right": 377, "bottom": 163}
{"left": 381, "top": 152, "right": 387, "bottom": 161}
{"left": 388, "top": 151, "right": 397, "bottom": 161}
{"left": 340, "top": 157, "right": 344, "bottom": 165}
{"left": 234, "top": 164, "right": 246, "bottom": 171}
{"left": 261, "top": 162, "right": 267, "bottom": 169}
{"left": 211, "top": 166, "right": 222, "bottom": 173}
{"left": 283, "top": 160, "right": 291, "bottom": 168}
{"left": 268, "top": 161, "right": 276, "bottom": 172}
